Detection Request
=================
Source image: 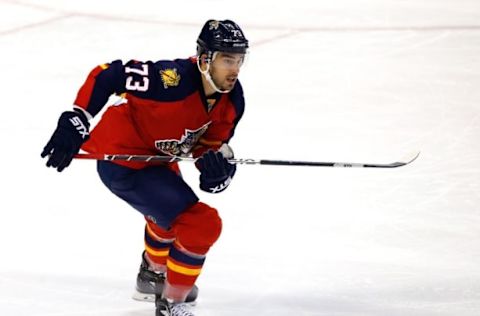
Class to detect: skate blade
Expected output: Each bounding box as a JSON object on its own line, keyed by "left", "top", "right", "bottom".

{"left": 132, "top": 291, "right": 197, "bottom": 306}
{"left": 132, "top": 290, "right": 155, "bottom": 302}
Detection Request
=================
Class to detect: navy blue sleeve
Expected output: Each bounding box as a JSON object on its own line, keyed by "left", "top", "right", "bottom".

{"left": 74, "top": 59, "right": 126, "bottom": 117}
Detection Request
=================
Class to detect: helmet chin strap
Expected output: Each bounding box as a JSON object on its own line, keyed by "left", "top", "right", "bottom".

{"left": 197, "top": 55, "right": 231, "bottom": 94}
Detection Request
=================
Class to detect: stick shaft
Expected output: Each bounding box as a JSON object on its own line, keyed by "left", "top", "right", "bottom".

{"left": 74, "top": 152, "right": 419, "bottom": 168}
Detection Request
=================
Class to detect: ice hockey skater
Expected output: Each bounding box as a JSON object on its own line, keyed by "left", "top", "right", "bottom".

{"left": 41, "top": 19, "right": 249, "bottom": 316}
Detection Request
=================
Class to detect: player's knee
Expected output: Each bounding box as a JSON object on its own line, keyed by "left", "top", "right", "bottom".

{"left": 174, "top": 202, "right": 222, "bottom": 252}
{"left": 199, "top": 204, "right": 223, "bottom": 245}
{"left": 189, "top": 202, "right": 222, "bottom": 246}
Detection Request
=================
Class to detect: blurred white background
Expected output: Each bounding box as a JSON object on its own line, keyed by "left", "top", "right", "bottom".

{"left": 1, "top": 0, "right": 480, "bottom": 315}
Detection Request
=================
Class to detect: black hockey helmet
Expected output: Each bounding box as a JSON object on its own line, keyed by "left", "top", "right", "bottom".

{"left": 197, "top": 19, "right": 249, "bottom": 57}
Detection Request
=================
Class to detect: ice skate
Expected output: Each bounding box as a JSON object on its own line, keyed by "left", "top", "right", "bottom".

{"left": 155, "top": 296, "right": 195, "bottom": 316}
{"left": 133, "top": 252, "right": 198, "bottom": 303}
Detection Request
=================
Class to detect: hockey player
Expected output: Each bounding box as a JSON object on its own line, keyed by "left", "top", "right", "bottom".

{"left": 41, "top": 19, "right": 249, "bottom": 316}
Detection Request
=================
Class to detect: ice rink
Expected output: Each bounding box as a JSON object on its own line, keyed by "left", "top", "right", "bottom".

{"left": 1, "top": 0, "right": 480, "bottom": 315}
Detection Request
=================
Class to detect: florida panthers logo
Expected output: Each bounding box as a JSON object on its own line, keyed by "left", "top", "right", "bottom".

{"left": 155, "top": 122, "right": 210, "bottom": 156}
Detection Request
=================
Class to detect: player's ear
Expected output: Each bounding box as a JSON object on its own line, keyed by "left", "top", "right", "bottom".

{"left": 199, "top": 54, "right": 209, "bottom": 68}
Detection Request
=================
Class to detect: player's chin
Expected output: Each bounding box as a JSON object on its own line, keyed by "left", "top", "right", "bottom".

{"left": 223, "top": 78, "right": 237, "bottom": 89}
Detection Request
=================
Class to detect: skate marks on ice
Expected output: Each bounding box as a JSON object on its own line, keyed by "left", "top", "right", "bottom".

{"left": 0, "top": 271, "right": 154, "bottom": 316}
{"left": 196, "top": 279, "right": 480, "bottom": 316}
{"left": 1, "top": 270, "right": 479, "bottom": 316}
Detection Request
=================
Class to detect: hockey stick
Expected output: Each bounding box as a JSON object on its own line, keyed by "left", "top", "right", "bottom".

{"left": 74, "top": 151, "right": 420, "bottom": 168}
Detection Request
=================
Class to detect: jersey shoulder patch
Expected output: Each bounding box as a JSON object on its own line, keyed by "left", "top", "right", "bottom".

{"left": 151, "top": 59, "right": 199, "bottom": 101}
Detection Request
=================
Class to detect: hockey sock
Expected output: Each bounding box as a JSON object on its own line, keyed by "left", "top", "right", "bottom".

{"left": 164, "top": 242, "right": 206, "bottom": 302}
{"left": 144, "top": 220, "right": 176, "bottom": 272}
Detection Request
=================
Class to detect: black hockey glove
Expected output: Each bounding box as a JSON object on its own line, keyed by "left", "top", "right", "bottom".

{"left": 198, "top": 146, "right": 236, "bottom": 194}
{"left": 41, "top": 110, "right": 90, "bottom": 172}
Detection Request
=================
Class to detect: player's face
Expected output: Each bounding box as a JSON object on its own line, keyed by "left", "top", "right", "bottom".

{"left": 210, "top": 52, "right": 246, "bottom": 91}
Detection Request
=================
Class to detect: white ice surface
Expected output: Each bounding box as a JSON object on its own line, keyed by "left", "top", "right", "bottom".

{"left": 1, "top": 0, "right": 480, "bottom": 315}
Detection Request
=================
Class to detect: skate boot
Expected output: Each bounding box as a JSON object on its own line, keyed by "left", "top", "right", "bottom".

{"left": 156, "top": 296, "right": 195, "bottom": 316}
{"left": 133, "top": 251, "right": 198, "bottom": 303}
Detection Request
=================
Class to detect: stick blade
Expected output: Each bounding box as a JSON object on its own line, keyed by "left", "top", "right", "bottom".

{"left": 362, "top": 151, "right": 420, "bottom": 168}
{"left": 391, "top": 151, "right": 421, "bottom": 168}
{"left": 400, "top": 151, "right": 420, "bottom": 164}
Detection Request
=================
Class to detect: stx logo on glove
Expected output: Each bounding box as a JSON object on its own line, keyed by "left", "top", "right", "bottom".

{"left": 69, "top": 117, "right": 89, "bottom": 139}
{"left": 198, "top": 148, "right": 236, "bottom": 194}
{"left": 208, "top": 176, "right": 233, "bottom": 193}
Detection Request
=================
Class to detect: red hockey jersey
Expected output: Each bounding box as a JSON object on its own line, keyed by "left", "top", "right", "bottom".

{"left": 75, "top": 58, "right": 245, "bottom": 169}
